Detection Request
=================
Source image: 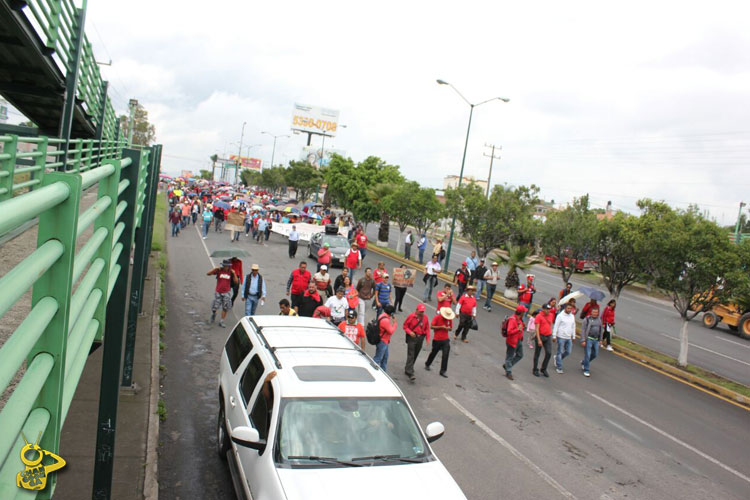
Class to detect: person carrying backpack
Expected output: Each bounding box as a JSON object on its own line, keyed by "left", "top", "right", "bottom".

{"left": 371, "top": 305, "right": 397, "bottom": 371}
{"left": 503, "top": 305, "right": 526, "bottom": 380}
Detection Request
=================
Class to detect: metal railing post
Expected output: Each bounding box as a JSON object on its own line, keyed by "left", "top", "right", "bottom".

{"left": 29, "top": 171, "right": 81, "bottom": 500}
{"left": 92, "top": 148, "right": 142, "bottom": 500}
{"left": 137, "top": 144, "right": 162, "bottom": 313}
{"left": 58, "top": 4, "right": 87, "bottom": 165}
{"left": 31, "top": 135, "right": 49, "bottom": 190}
{"left": 0, "top": 135, "right": 18, "bottom": 201}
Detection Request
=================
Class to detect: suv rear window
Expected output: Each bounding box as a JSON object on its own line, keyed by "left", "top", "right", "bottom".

{"left": 225, "top": 324, "right": 253, "bottom": 373}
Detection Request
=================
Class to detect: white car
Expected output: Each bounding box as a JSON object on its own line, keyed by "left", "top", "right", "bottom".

{"left": 217, "top": 315, "right": 467, "bottom": 500}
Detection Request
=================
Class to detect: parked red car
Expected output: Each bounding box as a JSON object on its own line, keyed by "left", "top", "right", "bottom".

{"left": 544, "top": 255, "right": 597, "bottom": 273}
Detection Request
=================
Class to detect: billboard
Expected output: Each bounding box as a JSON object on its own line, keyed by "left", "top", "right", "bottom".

{"left": 291, "top": 103, "right": 340, "bottom": 136}
{"left": 300, "top": 146, "right": 346, "bottom": 168}
{"left": 228, "top": 155, "right": 262, "bottom": 171}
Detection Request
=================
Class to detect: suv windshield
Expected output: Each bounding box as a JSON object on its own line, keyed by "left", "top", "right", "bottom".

{"left": 276, "top": 397, "right": 430, "bottom": 467}
{"left": 321, "top": 235, "right": 349, "bottom": 249}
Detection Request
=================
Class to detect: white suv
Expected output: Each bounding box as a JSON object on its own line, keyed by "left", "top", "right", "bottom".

{"left": 217, "top": 315, "right": 466, "bottom": 500}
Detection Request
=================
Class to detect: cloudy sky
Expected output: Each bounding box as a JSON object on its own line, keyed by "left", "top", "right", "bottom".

{"left": 36, "top": 1, "right": 750, "bottom": 223}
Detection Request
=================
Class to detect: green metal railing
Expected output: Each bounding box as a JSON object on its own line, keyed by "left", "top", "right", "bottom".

{"left": 21, "top": 0, "right": 117, "bottom": 139}
{"left": 0, "top": 134, "right": 160, "bottom": 499}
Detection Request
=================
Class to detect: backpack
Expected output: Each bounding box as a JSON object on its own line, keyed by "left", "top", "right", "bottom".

{"left": 366, "top": 317, "right": 381, "bottom": 345}
{"left": 501, "top": 315, "right": 511, "bottom": 337}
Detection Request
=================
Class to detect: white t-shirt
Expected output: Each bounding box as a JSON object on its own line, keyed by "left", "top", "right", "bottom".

{"left": 325, "top": 296, "right": 348, "bottom": 320}
{"left": 425, "top": 260, "right": 442, "bottom": 276}
{"left": 484, "top": 268, "right": 499, "bottom": 285}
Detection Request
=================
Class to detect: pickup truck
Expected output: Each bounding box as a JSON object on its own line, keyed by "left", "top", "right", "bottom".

{"left": 544, "top": 255, "right": 597, "bottom": 273}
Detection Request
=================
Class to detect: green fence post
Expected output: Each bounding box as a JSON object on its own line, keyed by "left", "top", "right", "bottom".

{"left": 29, "top": 172, "right": 81, "bottom": 500}
{"left": 31, "top": 135, "right": 49, "bottom": 191}
{"left": 58, "top": 4, "right": 87, "bottom": 166}
{"left": 138, "top": 144, "right": 162, "bottom": 313}
{"left": 0, "top": 134, "right": 18, "bottom": 201}
{"left": 92, "top": 148, "right": 141, "bottom": 500}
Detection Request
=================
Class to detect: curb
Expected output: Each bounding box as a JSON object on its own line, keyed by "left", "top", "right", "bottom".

{"left": 367, "top": 244, "right": 750, "bottom": 410}
{"left": 612, "top": 343, "right": 750, "bottom": 410}
{"left": 143, "top": 252, "right": 161, "bottom": 500}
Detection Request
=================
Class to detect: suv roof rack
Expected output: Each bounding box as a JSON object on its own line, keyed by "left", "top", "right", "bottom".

{"left": 247, "top": 317, "right": 283, "bottom": 369}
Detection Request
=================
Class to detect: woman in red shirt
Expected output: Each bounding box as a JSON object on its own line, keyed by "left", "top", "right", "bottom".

{"left": 426, "top": 307, "right": 455, "bottom": 377}
{"left": 372, "top": 304, "right": 397, "bottom": 371}
{"left": 601, "top": 299, "right": 616, "bottom": 351}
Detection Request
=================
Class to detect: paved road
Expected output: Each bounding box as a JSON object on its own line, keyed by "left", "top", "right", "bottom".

{"left": 159, "top": 223, "right": 749, "bottom": 499}
{"left": 365, "top": 224, "right": 750, "bottom": 385}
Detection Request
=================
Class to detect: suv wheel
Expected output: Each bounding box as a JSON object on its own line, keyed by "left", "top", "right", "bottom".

{"left": 217, "top": 403, "right": 230, "bottom": 460}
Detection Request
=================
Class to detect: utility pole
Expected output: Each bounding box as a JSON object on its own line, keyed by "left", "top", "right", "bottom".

{"left": 483, "top": 143, "right": 501, "bottom": 198}
{"left": 735, "top": 201, "right": 747, "bottom": 243}
{"left": 127, "top": 99, "right": 138, "bottom": 145}
{"left": 235, "top": 121, "right": 246, "bottom": 186}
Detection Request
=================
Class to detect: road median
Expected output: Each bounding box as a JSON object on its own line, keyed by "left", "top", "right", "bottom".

{"left": 367, "top": 243, "right": 750, "bottom": 410}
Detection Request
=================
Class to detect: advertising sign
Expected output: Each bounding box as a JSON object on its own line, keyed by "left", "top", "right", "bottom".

{"left": 228, "top": 155, "right": 263, "bottom": 171}
{"left": 291, "top": 103, "right": 340, "bottom": 136}
{"left": 392, "top": 267, "right": 417, "bottom": 288}
{"left": 300, "top": 146, "right": 346, "bottom": 168}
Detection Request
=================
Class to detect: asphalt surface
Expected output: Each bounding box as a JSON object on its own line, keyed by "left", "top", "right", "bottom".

{"left": 159, "top": 222, "right": 750, "bottom": 500}
{"left": 365, "top": 224, "right": 750, "bottom": 385}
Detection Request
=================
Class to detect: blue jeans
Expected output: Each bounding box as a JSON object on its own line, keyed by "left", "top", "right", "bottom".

{"left": 244, "top": 296, "right": 259, "bottom": 316}
{"left": 360, "top": 248, "right": 367, "bottom": 261}
{"left": 583, "top": 338, "right": 599, "bottom": 372}
{"left": 555, "top": 338, "right": 572, "bottom": 370}
{"left": 423, "top": 275, "right": 436, "bottom": 301}
{"left": 504, "top": 343, "right": 523, "bottom": 374}
{"left": 202, "top": 221, "right": 210, "bottom": 237}
{"left": 519, "top": 301, "right": 531, "bottom": 323}
{"left": 347, "top": 267, "right": 356, "bottom": 282}
{"left": 171, "top": 222, "right": 180, "bottom": 236}
{"left": 475, "top": 279, "right": 486, "bottom": 300}
{"left": 418, "top": 248, "right": 425, "bottom": 264}
{"left": 484, "top": 284, "right": 496, "bottom": 307}
{"left": 373, "top": 341, "right": 389, "bottom": 371}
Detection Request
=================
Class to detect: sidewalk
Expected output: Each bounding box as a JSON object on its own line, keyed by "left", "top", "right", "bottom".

{"left": 54, "top": 252, "right": 161, "bottom": 500}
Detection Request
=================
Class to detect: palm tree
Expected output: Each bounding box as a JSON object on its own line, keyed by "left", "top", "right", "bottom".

{"left": 368, "top": 183, "right": 396, "bottom": 244}
{"left": 494, "top": 245, "right": 542, "bottom": 299}
{"left": 210, "top": 154, "right": 218, "bottom": 181}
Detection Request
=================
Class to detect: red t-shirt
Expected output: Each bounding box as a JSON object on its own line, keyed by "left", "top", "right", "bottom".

{"left": 457, "top": 294, "right": 477, "bottom": 315}
{"left": 345, "top": 249, "right": 360, "bottom": 269}
{"left": 431, "top": 315, "right": 453, "bottom": 341}
{"left": 378, "top": 314, "right": 397, "bottom": 344}
{"left": 536, "top": 312, "right": 553, "bottom": 336}
{"left": 209, "top": 268, "right": 235, "bottom": 293}
{"left": 356, "top": 233, "right": 368, "bottom": 249}
{"left": 339, "top": 322, "right": 365, "bottom": 344}
{"left": 437, "top": 291, "right": 454, "bottom": 310}
{"left": 317, "top": 248, "right": 331, "bottom": 264}
{"left": 373, "top": 268, "right": 387, "bottom": 284}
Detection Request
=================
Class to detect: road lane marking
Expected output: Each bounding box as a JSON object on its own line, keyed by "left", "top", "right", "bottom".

{"left": 716, "top": 336, "right": 750, "bottom": 349}
{"left": 658, "top": 333, "right": 750, "bottom": 366}
{"left": 443, "top": 394, "right": 577, "bottom": 499}
{"left": 195, "top": 224, "right": 216, "bottom": 265}
{"left": 603, "top": 418, "right": 643, "bottom": 442}
{"left": 587, "top": 392, "right": 750, "bottom": 485}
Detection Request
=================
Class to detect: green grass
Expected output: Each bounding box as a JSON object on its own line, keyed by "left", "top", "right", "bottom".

{"left": 151, "top": 192, "right": 167, "bottom": 251}
{"left": 157, "top": 399, "right": 167, "bottom": 421}
{"left": 612, "top": 336, "right": 750, "bottom": 399}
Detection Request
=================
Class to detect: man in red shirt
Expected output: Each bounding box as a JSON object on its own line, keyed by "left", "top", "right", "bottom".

{"left": 403, "top": 304, "right": 430, "bottom": 381}
{"left": 454, "top": 285, "right": 477, "bottom": 343}
{"left": 504, "top": 305, "right": 526, "bottom": 380}
{"left": 355, "top": 228, "right": 368, "bottom": 261}
{"left": 372, "top": 305, "right": 397, "bottom": 371}
{"left": 454, "top": 261, "right": 470, "bottom": 298}
{"left": 207, "top": 259, "right": 238, "bottom": 328}
{"left": 533, "top": 303, "right": 554, "bottom": 377}
{"left": 317, "top": 243, "right": 332, "bottom": 272}
{"left": 517, "top": 275, "right": 536, "bottom": 322}
{"left": 344, "top": 242, "right": 362, "bottom": 281}
{"left": 338, "top": 310, "right": 365, "bottom": 350}
{"left": 286, "top": 261, "right": 311, "bottom": 311}
{"left": 426, "top": 307, "right": 455, "bottom": 377}
{"left": 436, "top": 284, "right": 456, "bottom": 310}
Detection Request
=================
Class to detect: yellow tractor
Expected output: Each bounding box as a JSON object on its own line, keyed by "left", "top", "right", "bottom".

{"left": 702, "top": 303, "right": 750, "bottom": 340}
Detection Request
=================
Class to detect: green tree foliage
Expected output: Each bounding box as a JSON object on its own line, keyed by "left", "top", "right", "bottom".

{"left": 199, "top": 169, "right": 213, "bottom": 180}
{"left": 540, "top": 194, "right": 599, "bottom": 284}
{"left": 368, "top": 183, "right": 398, "bottom": 244}
{"left": 118, "top": 104, "right": 156, "bottom": 146}
{"left": 285, "top": 161, "right": 322, "bottom": 202}
{"left": 727, "top": 240, "right": 750, "bottom": 311}
{"left": 596, "top": 213, "right": 644, "bottom": 298}
{"left": 495, "top": 245, "right": 541, "bottom": 291}
{"left": 383, "top": 182, "right": 445, "bottom": 252}
{"left": 445, "top": 183, "right": 539, "bottom": 258}
{"left": 242, "top": 166, "right": 286, "bottom": 193}
{"left": 636, "top": 199, "right": 738, "bottom": 366}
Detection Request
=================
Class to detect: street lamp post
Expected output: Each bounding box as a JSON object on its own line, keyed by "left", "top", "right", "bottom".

{"left": 261, "top": 131, "right": 290, "bottom": 170}
{"left": 436, "top": 79, "right": 509, "bottom": 270}
{"left": 235, "top": 121, "right": 246, "bottom": 186}
{"left": 735, "top": 201, "right": 747, "bottom": 242}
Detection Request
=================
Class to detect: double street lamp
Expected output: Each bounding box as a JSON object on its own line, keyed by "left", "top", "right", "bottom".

{"left": 437, "top": 79, "right": 509, "bottom": 271}
{"left": 261, "top": 131, "right": 290, "bottom": 169}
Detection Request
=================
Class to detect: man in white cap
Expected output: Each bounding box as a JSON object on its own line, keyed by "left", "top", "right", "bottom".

{"left": 313, "top": 264, "right": 333, "bottom": 297}
{"left": 241, "top": 264, "right": 266, "bottom": 316}
{"left": 425, "top": 307, "right": 455, "bottom": 378}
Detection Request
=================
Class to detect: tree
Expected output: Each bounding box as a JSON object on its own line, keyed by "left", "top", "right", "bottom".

{"left": 495, "top": 245, "right": 541, "bottom": 297}
{"left": 259, "top": 166, "right": 287, "bottom": 194}
{"left": 240, "top": 169, "right": 261, "bottom": 187}
{"left": 445, "top": 183, "right": 539, "bottom": 258}
{"left": 285, "top": 161, "right": 322, "bottom": 202}
{"left": 411, "top": 187, "right": 446, "bottom": 237}
{"left": 118, "top": 104, "right": 156, "bottom": 146}
{"left": 637, "top": 199, "right": 738, "bottom": 366}
{"left": 540, "top": 194, "right": 599, "bottom": 284}
{"left": 199, "top": 169, "right": 213, "bottom": 180}
{"left": 210, "top": 154, "right": 218, "bottom": 180}
{"left": 383, "top": 182, "right": 445, "bottom": 252}
{"left": 596, "top": 212, "right": 644, "bottom": 298}
{"left": 726, "top": 239, "right": 750, "bottom": 312}
{"left": 368, "top": 183, "right": 398, "bottom": 245}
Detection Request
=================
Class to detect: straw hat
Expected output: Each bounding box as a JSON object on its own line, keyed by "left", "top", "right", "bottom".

{"left": 439, "top": 307, "right": 456, "bottom": 320}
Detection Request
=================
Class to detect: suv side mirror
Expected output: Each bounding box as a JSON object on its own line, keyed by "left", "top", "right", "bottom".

{"left": 231, "top": 426, "right": 266, "bottom": 451}
{"left": 425, "top": 422, "right": 445, "bottom": 443}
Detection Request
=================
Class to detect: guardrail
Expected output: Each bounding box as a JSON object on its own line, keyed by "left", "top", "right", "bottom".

{"left": 0, "top": 134, "right": 161, "bottom": 499}
{"left": 20, "top": 0, "right": 117, "bottom": 139}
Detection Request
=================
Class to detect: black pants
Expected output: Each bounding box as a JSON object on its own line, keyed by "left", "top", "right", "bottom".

{"left": 457, "top": 282, "right": 466, "bottom": 298}
{"left": 394, "top": 287, "right": 407, "bottom": 311}
{"left": 426, "top": 339, "right": 450, "bottom": 375}
{"left": 404, "top": 243, "right": 411, "bottom": 260}
{"left": 404, "top": 334, "right": 425, "bottom": 377}
{"left": 602, "top": 325, "right": 612, "bottom": 346}
{"left": 533, "top": 335, "right": 552, "bottom": 372}
{"left": 288, "top": 240, "right": 298, "bottom": 258}
{"left": 455, "top": 313, "right": 473, "bottom": 340}
{"left": 231, "top": 283, "right": 240, "bottom": 306}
